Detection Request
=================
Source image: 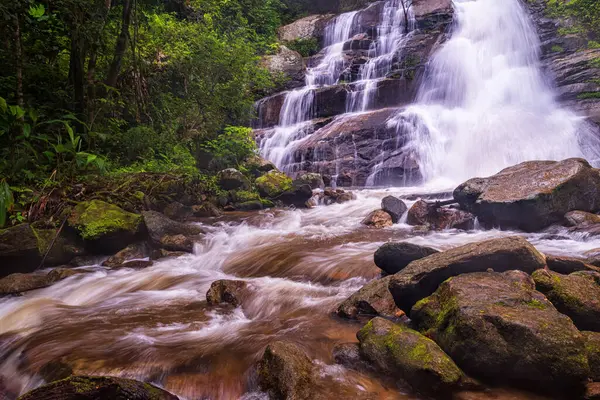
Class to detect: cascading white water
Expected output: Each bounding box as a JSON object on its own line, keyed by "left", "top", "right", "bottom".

{"left": 390, "top": 0, "right": 600, "bottom": 187}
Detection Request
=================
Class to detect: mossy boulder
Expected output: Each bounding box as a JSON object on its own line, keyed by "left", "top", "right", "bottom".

{"left": 411, "top": 270, "right": 590, "bottom": 394}
{"left": 453, "top": 158, "right": 600, "bottom": 232}
{"left": 17, "top": 376, "right": 179, "bottom": 400}
{"left": 389, "top": 236, "right": 546, "bottom": 312}
{"left": 244, "top": 155, "right": 276, "bottom": 177}
{"left": 584, "top": 331, "right": 600, "bottom": 380}
{"left": 0, "top": 223, "right": 43, "bottom": 276}
{"left": 217, "top": 168, "right": 251, "bottom": 191}
{"left": 293, "top": 173, "right": 324, "bottom": 190}
{"left": 532, "top": 269, "right": 600, "bottom": 331}
{"left": 374, "top": 241, "right": 439, "bottom": 275}
{"left": 68, "top": 200, "right": 143, "bottom": 253}
{"left": 31, "top": 222, "right": 84, "bottom": 267}
{"left": 256, "top": 171, "right": 293, "bottom": 198}
{"left": 336, "top": 275, "right": 402, "bottom": 320}
{"left": 258, "top": 341, "right": 314, "bottom": 400}
{"left": 357, "top": 317, "right": 465, "bottom": 396}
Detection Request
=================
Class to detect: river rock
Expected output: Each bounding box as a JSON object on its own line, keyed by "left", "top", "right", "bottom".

{"left": 0, "top": 223, "right": 42, "bottom": 276}
{"left": 584, "top": 331, "right": 600, "bottom": 380}
{"left": 103, "top": 242, "right": 150, "bottom": 268}
{"left": 389, "top": 236, "right": 546, "bottom": 312}
{"left": 293, "top": 173, "right": 325, "bottom": 190}
{"left": 163, "top": 201, "right": 194, "bottom": 221}
{"left": 374, "top": 241, "right": 439, "bottom": 275}
{"left": 411, "top": 270, "right": 589, "bottom": 394}
{"left": 191, "top": 203, "right": 222, "bottom": 218}
{"left": 160, "top": 234, "right": 194, "bottom": 253}
{"left": 217, "top": 168, "right": 250, "bottom": 191}
{"left": 17, "top": 376, "right": 179, "bottom": 400}
{"left": 565, "top": 210, "right": 600, "bottom": 227}
{"left": 332, "top": 343, "right": 369, "bottom": 371}
{"left": 256, "top": 170, "right": 293, "bottom": 198}
{"left": 206, "top": 279, "right": 248, "bottom": 306}
{"left": 533, "top": 269, "right": 600, "bottom": 332}
{"left": 142, "top": 211, "right": 204, "bottom": 244}
{"left": 30, "top": 222, "right": 84, "bottom": 267}
{"left": 357, "top": 317, "right": 465, "bottom": 395}
{"left": 545, "top": 254, "right": 600, "bottom": 274}
{"left": 381, "top": 196, "right": 407, "bottom": 223}
{"left": 258, "top": 341, "right": 314, "bottom": 400}
{"left": 454, "top": 158, "right": 600, "bottom": 232}
{"left": 0, "top": 268, "right": 82, "bottom": 296}
{"left": 407, "top": 200, "right": 475, "bottom": 230}
{"left": 38, "top": 360, "right": 73, "bottom": 383}
{"left": 336, "top": 275, "right": 401, "bottom": 320}
{"left": 320, "top": 188, "right": 355, "bottom": 205}
{"left": 68, "top": 200, "right": 143, "bottom": 254}
{"left": 361, "top": 209, "right": 393, "bottom": 228}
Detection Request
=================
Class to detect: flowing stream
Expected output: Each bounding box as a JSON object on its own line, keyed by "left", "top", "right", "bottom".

{"left": 2, "top": 0, "right": 600, "bottom": 399}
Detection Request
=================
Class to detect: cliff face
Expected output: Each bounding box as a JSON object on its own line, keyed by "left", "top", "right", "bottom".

{"left": 525, "top": 0, "right": 600, "bottom": 127}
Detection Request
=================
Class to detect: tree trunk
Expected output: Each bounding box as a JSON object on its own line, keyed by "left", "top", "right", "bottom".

{"left": 14, "top": 16, "right": 24, "bottom": 110}
{"left": 106, "top": 0, "right": 133, "bottom": 88}
{"left": 69, "top": 26, "right": 86, "bottom": 117}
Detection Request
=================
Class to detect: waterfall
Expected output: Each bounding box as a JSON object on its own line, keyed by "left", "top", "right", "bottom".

{"left": 391, "top": 0, "right": 600, "bottom": 186}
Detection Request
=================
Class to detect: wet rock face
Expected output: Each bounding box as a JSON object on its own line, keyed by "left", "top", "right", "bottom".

{"left": 381, "top": 196, "right": 407, "bottom": 223}
{"left": 584, "top": 331, "right": 600, "bottom": 381}
{"left": 336, "top": 275, "right": 402, "bottom": 320}
{"left": 374, "top": 241, "right": 439, "bottom": 275}
{"left": 389, "top": 236, "right": 547, "bottom": 312}
{"left": 258, "top": 341, "right": 314, "bottom": 400}
{"left": 17, "top": 376, "right": 179, "bottom": 400}
{"left": 454, "top": 158, "right": 600, "bottom": 232}
{"left": 357, "top": 317, "right": 464, "bottom": 395}
{"left": 261, "top": 46, "right": 306, "bottom": 91}
{"left": 411, "top": 270, "right": 590, "bottom": 394}
{"left": 533, "top": 269, "right": 600, "bottom": 332}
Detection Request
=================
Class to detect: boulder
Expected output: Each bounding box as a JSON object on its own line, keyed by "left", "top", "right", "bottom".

{"left": 17, "top": 376, "right": 179, "bottom": 400}
{"left": 163, "top": 201, "right": 194, "bottom": 221}
{"left": 293, "top": 173, "right": 324, "bottom": 190}
{"left": 453, "top": 158, "right": 600, "bottom": 232}
{"left": 159, "top": 234, "right": 194, "bottom": 253}
{"left": 277, "top": 184, "right": 314, "bottom": 208}
{"left": 336, "top": 276, "right": 402, "bottom": 320}
{"left": 258, "top": 341, "right": 314, "bottom": 400}
{"left": 0, "top": 223, "right": 42, "bottom": 276}
{"left": 217, "top": 168, "right": 250, "bottom": 191}
{"left": 103, "top": 242, "right": 150, "bottom": 268}
{"left": 30, "top": 223, "right": 84, "bottom": 267}
{"left": 407, "top": 200, "right": 475, "bottom": 230}
{"left": 389, "top": 236, "right": 546, "bottom": 312}
{"left": 320, "top": 188, "right": 356, "bottom": 205}
{"left": 361, "top": 210, "right": 393, "bottom": 228}
{"left": 206, "top": 279, "right": 248, "bottom": 306}
{"left": 374, "top": 242, "right": 439, "bottom": 275}
{"left": 411, "top": 270, "right": 589, "bottom": 394}
{"left": 278, "top": 14, "right": 334, "bottom": 43}
{"left": 545, "top": 254, "right": 600, "bottom": 274}
{"left": 68, "top": 200, "right": 143, "bottom": 254}
{"left": 191, "top": 203, "right": 222, "bottom": 218}
{"left": 245, "top": 155, "right": 276, "bottom": 177}
{"left": 0, "top": 268, "right": 81, "bottom": 296}
{"left": 381, "top": 196, "right": 407, "bottom": 223}
{"left": 332, "top": 343, "right": 368, "bottom": 370}
{"left": 565, "top": 210, "right": 600, "bottom": 227}
{"left": 584, "top": 331, "right": 600, "bottom": 380}
{"left": 46, "top": 268, "right": 80, "bottom": 283}
{"left": 532, "top": 269, "right": 600, "bottom": 331}
{"left": 256, "top": 170, "right": 293, "bottom": 198}
{"left": 142, "top": 211, "right": 204, "bottom": 244}
{"left": 260, "top": 45, "right": 305, "bottom": 89}
{"left": 235, "top": 200, "right": 265, "bottom": 211}
{"left": 357, "top": 317, "right": 464, "bottom": 395}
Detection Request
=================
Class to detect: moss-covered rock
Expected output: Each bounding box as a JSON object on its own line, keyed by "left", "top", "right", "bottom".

{"left": 336, "top": 275, "right": 402, "bottom": 320}
{"left": 532, "top": 269, "right": 600, "bottom": 331}
{"left": 411, "top": 270, "right": 589, "bottom": 394}
{"left": 258, "top": 341, "right": 314, "bottom": 400}
{"left": 0, "top": 223, "right": 42, "bottom": 276}
{"left": 583, "top": 331, "right": 600, "bottom": 380}
{"left": 31, "top": 223, "right": 84, "bottom": 267}
{"left": 217, "top": 168, "right": 251, "bottom": 191}
{"left": 545, "top": 254, "right": 600, "bottom": 274}
{"left": 244, "top": 155, "right": 276, "bottom": 177}
{"left": 357, "top": 317, "right": 464, "bottom": 395}
{"left": 68, "top": 200, "right": 143, "bottom": 253}
{"left": 17, "top": 376, "right": 179, "bottom": 400}
{"left": 256, "top": 171, "right": 293, "bottom": 198}
{"left": 293, "top": 173, "right": 324, "bottom": 190}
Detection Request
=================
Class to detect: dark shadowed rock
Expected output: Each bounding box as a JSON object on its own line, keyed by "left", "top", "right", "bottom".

{"left": 293, "top": 173, "right": 325, "bottom": 190}
{"left": 586, "top": 383, "right": 600, "bottom": 400}
{"left": 381, "top": 196, "right": 407, "bottom": 223}
{"left": 332, "top": 343, "right": 369, "bottom": 371}
{"left": 336, "top": 276, "right": 402, "bottom": 320}
{"left": 206, "top": 279, "right": 248, "bottom": 306}
{"left": 545, "top": 254, "right": 600, "bottom": 274}
{"left": 361, "top": 210, "right": 393, "bottom": 228}
{"left": 142, "top": 211, "right": 204, "bottom": 244}
{"left": 217, "top": 168, "right": 250, "bottom": 191}
{"left": 17, "top": 376, "right": 179, "bottom": 400}
{"left": 454, "top": 158, "right": 600, "bottom": 232}
{"left": 389, "top": 236, "right": 546, "bottom": 312}
{"left": 0, "top": 224, "right": 44, "bottom": 276}
{"left": 38, "top": 360, "right": 73, "bottom": 383}
{"left": 411, "top": 270, "right": 589, "bottom": 394}
{"left": 407, "top": 200, "right": 475, "bottom": 230}
{"left": 357, "top": 317, "right": 464, "bottom": 395}
{"left": 103, "top": 242, "right": 150, "bottom": 268}
{"left": 163, "top": 202, "right": 194, "bottom": 221}
{"left": 533, "top": 269, "right": 600, "bottom": 332}
{"left": 584, "top": 331, "right": 600, "bottom": 381}
{"left": 258, "top": 341, "right": 314, "bottom": 400}
{"left": 191, "top": 203, "right": 222, "bottom": 218}
{"left": 374, "top": 242, "right": 439, "bottom": 275}
{"left": 565, "top": 210, "right": 600, "bottom": 227}
{"left": 277, "top": 184, "right": 314, "bottom": 208}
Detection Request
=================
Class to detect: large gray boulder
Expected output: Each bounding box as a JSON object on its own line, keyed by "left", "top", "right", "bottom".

{"left": 454, "top": 158, "right": 600, "bottom": 232}
{"left": 411, "top": 270, "right": 590, "bottom": 395}
{"left": 374, "top": 241, "right": 439, "bottom": 275}
{"left": 389, "top": 236, "right": 546, "bottom": 312}
{"left": 381, "top": 196, "right": 407, "bottom": 223}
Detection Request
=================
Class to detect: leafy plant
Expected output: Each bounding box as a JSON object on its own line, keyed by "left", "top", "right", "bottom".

{"left": 0, "top": 180, "right": 13, "bottom": 227}
{"left": 200, "top": 126, "right": 257, "bottom": 169}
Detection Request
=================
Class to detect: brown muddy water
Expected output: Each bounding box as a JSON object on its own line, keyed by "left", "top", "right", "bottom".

{"left": 1, "top": 187, "right": 596, "bottom": 400}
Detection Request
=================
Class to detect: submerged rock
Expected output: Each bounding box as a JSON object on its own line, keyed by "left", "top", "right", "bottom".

{"left": 532, "top": 269, "right": 600, "bottom": 332}
{"left": 361, "top": 210, "right": 393, "bottom": 228}
{"left": 374, "top": 242, "right": 439, "bottom": 275}
{"left": 389, "top": 236, "right": 546, "bottom": 312}
{"left": 258, "top": 341, "right": 314, "bottom": 400}
{"left": 357, "top": 317, "right": 465, "bottom": 395}
{"left": 332, "top": 343, "right": 368, "bottom": 370}
{"left": 411, "top": 270, "right": 589, "bottom": 394}
{"left": 336, "top": 276, "right": 402, "bottom": 320}
{"left": 38, "top": 360, "right": 73, "bottom": 383}
{"left": 454, "top": 158, "right": 600, "bottom": 232}
{"left": 206, "top": 279, "right": 248, "bottom": 306}
{"left": 381, "top": 196, "right": 407, "bottom": 223}
{"left": 68, "top": 200, "right": 143, "bottom": 253}
{"left": 17, "top": 376, "right": 179, "bottom": 400}
{"left": 407, "top": 200, "right": 475, "bottom": 230}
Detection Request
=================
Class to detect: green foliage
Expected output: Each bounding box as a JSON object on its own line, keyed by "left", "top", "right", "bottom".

{"left": 547, "top": 0, "right": 600, "bottom": 38}
{"left": 578, "top": 92, "right": 600, "bottom": 99}
{"left": 551, "top": 45, "right": 564, "bottom": 52}
{"left": 286, "top": 38, "right": 320, "bottom": 57}
{"left": 0, "top": 180, "right": 14, "bottom": 227}
{"left": 200, "top": 126, "right": 257, "bottom": 168}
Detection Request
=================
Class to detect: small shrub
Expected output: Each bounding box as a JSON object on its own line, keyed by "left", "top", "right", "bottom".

{"left": 286, "top": 38, "right": 320, "bottom": 57}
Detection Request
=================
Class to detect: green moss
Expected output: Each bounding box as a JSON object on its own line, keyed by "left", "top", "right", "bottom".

{"left": 525, "top": 299, "right": 548, "bottom": 310}
{"left": 550, "top": 45, "right": 564, "bottom": 52}
{"left": 578, "top": 92, "right": 600, "bottom": 99}
{"left": 589, "top": 40, "right": 600, "bottom": 49}
{"left": 30, "top": 226, "right": 54, "bottom": 255}
{"left": 232, "top": 190, "right": 260, "bottom": 203}
{"left": 590, "top": 57, "right": 600, "bottom": 69}
{"left": 68, "top": 200, "right": 142, "bottom": 241}
{"left": 255, "top": 171, "right": 293, "bottom": 198}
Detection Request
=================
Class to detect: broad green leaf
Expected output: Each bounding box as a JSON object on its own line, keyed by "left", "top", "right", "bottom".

{"left": 0, "top": 97, "right": 6, "bottom": 114}
{"left": 23, "top": 124, "right": 31, "bottom": 138}
{"left": 28, "top": 4, "right": 45, "bottom": 19}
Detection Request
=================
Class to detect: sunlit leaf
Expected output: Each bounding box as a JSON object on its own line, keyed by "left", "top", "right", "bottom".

{"left": 28, "top": 4, "right": 46, "bottom": 19}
